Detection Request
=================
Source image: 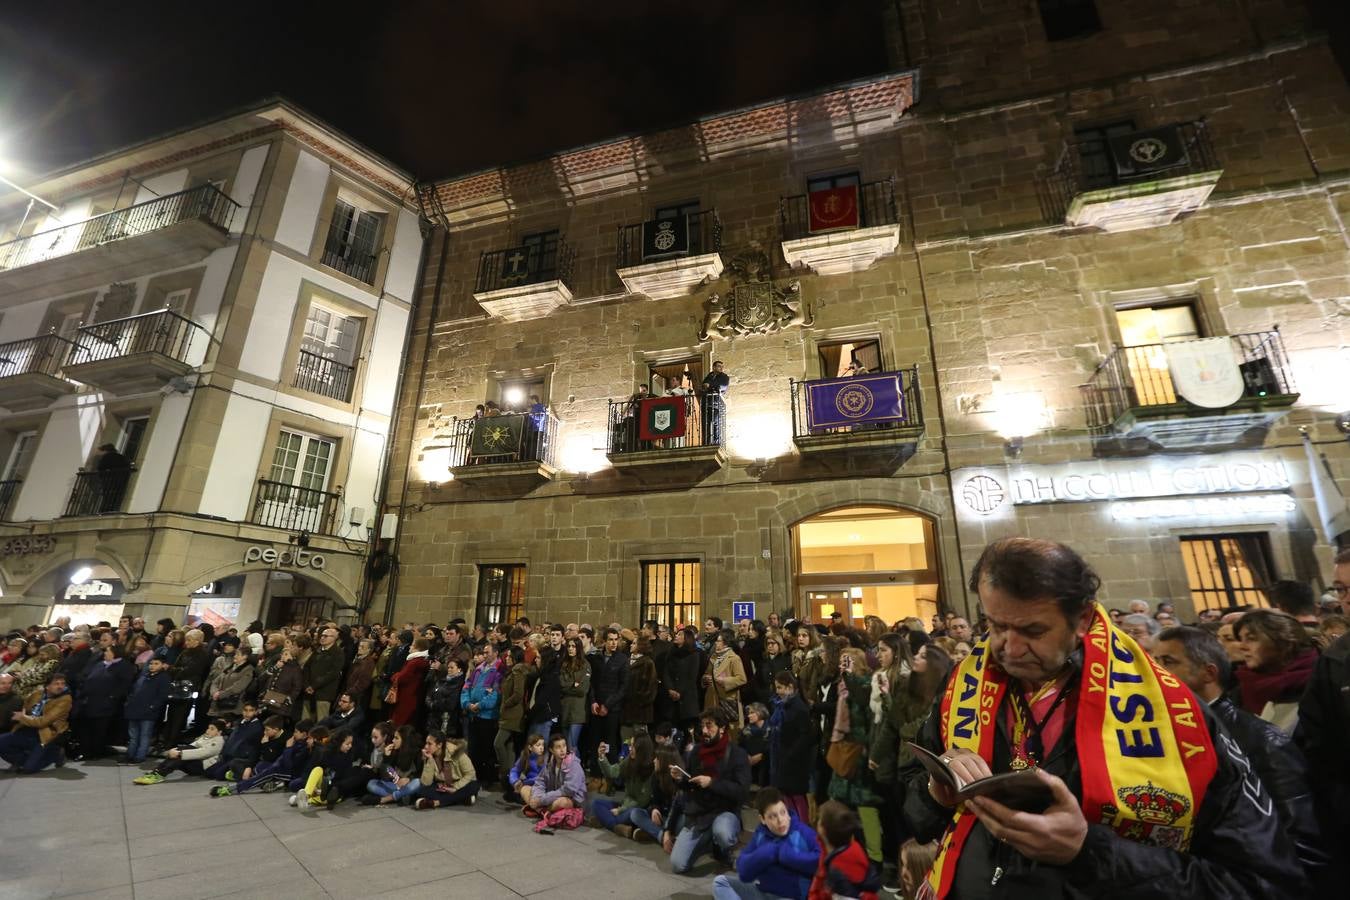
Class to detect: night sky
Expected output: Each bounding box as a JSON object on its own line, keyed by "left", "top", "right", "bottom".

{"left": 0, "top": 1, "right": 890, "bottom": 183}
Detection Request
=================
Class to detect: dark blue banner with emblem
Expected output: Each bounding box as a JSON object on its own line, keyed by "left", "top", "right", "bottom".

{"left": 469, "top": 414, "right": 525, "bottom": 457}
{"left": 642, "top": 215, "right": 689, "bottom": 260}
{"left": 805, "top": 372, "right": 907, "bottom": 430}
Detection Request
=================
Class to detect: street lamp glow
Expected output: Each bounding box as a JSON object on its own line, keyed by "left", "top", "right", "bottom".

{"left": 69, "top": 566, "right": 93, "bottom": 586}
{"left": 504, "top": 386, "right": 525, "bottom": 406}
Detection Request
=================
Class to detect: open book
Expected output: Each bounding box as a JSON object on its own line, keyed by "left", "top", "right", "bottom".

{"left": 907, "top": 743, "right": 1054, "bottom": 812}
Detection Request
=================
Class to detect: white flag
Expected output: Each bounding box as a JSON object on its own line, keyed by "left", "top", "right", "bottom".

{"left": 1303, "top": 431, "right": 1350, "bottom": 544}
{"left": 1165, "top": 338, "right": 1245, "bottom": 408}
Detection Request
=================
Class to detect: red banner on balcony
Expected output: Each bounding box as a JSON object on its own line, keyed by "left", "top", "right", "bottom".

{"left": 638, "top": 396, "right": 686, "bottom": 442}
{"left": 807, "top": 185, "right": 860, "bottom": 234}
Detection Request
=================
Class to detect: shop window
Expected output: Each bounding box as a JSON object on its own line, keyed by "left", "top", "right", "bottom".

{"left": 476, "top": 564, "right": 527, "bottom": 627}
{"left": 641, "top": 559, "right": 702, "bottom": 629}
{"left": 1039, "top": 0, "right": 1102, "bottom": 42}
{"left": 818, "top": 338, "right": 882, "bottom": 378}
{"left": 1179, "top": 533, "right": 1274, "bottom": 612}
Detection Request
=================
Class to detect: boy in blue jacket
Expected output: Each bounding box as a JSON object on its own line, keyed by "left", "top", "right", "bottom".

{"left": 122, "top": 657, "right": 170, "bottom": 765}
{"left": 205, "top": 702, "right": 264, "bottom": 780}
{"left": 713, "top": 786, "right": 820, "bottom": 900}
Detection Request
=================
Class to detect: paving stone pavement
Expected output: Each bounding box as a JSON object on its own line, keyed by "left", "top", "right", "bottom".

{"left": 0, "top": 760, "right": 726, "bottom": 899}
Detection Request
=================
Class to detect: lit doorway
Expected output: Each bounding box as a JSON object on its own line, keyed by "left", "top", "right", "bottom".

{"left": 792, "top": 506, "right": 941, "bottom": 626}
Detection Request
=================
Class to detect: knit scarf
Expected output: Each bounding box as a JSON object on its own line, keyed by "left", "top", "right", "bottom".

{"left": 926, "top": 604, "right": 1216, "bottom": 898}
{"left": 1234, "top": 648, "right": 1317, "bottom": 714}
{"left": 697, "top": 731, "right": 729, "bottom": 774}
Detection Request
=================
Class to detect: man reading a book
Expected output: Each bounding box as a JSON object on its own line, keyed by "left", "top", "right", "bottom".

{"left": 902, "top": 537, "right": 1302, "bottom": 898}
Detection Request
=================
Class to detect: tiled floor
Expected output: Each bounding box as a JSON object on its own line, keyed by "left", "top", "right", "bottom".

{"left": 0, "top": 761, "right": 724, "bottom": 899}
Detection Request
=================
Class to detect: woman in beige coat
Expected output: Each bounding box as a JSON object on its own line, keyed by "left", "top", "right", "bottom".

{"left": 702, "top": 628, "right": 747, "bottom": 727}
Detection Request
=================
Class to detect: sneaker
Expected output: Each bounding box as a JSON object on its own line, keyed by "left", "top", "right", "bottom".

{"left": 307, "top": 793, "right": 325, "bottom": 808}
{"left": 466, "top": 794, "right": 475, "bottom": 807}
{"left": 208, "top": 786, "right": 234, "bottom": 798}
{"left": 414, "top": 798, "right": 435, "bottom": 810}
{"left": 259, "top": 780, "right": 282, "bottom": 794}
{"left": 225, "top": 771, "right": 237, "bottom": 782}
{"left": 288, "top": 793, "right": 299, "bottom": 807}
{"left": 613, "top": 825, "right": 634, "bottom": 840}
{"left": 133, "top": 772, "right": 165, "bottom": 785}
{"left": 359, "top": 794, "right": 380, "bottom": 806}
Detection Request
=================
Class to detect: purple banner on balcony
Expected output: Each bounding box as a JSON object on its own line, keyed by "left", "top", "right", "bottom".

{"left": 805, "top": 372, "right": 907, "bottom": 430}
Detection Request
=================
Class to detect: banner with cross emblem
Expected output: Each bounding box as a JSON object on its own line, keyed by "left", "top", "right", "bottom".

{"left": 1108, "top": 126, "right": 1190, "bottom": 177}
{"left": 641, "top": 215, "right": 689, "bottom": 260}
{"left": 469, "top": 414, "right": 525, "bottom": 458}
{"left": 638, "top": 396, "right": 687, "bottom": 442}
{"left": 807, "top": 184, "right": 860, "bottom": 234}
{"left": 805, "top": 372, "right": 907, "bottom": 431}
{"left": 500, "top": 246, "right": 534, "bottom": 283}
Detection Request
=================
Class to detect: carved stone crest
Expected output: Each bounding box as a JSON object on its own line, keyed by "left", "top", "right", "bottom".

{"left": 698, "top": 251, "right": 812, "bottom": 341}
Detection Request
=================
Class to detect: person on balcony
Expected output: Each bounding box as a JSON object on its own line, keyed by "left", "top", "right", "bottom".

{"left": 700, "top": 361, "right": 730, "bottom": 444}
{"left": 95, "top": 443, "right": 131, "bottom": 513}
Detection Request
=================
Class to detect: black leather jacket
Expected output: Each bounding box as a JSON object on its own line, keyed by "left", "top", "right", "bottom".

{"left": 1295, "top": 632, "right": 1350, "bottom": 886}
{"left": 1210, "top": 695, "right": 1327, "bottom": 883}
{"left": 902, "top": 679, "right": 1304, "bottom": 899}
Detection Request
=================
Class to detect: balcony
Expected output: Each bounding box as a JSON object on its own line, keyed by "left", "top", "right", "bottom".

{"left": 1080, "top": 331, "right": 1298, "bottom": 452}
{"left": 250, "top": 479, "right": 342, "bottom": 535}
{"left": 790, "top": 367, "right": 925, "bottom": 463}
{"left": 1045, "top": 121, "right": 1222, "bottom": 233}
{"left": 472, "top": 240, "right": 577, "bottom": 322}
{"left": 0, "top": 333, "right": 79, "bottom": 411}
{"left": 292, "top": 349, "right": 355, "bottom": 403}
{"left": 0, "top": 479, "right": 20, "bottom": 520}
{"left": 780, "top": 180, "right": 902, "bottom": 276}
{"left": 0, "top": 184, "right": 239, "bottom": 307}
{"left": 615, "top": 210, "right": 724, "bottom": 300}
{"left": 63, "top": 309, "right": 206, "bottom": 395}
{"left": 605, "top": 394, "right": 727, "bottom": 478}
{"left": 64, "top": 467, "right": 136, "bottom": 517}
{"left": 445, "top": 411, "right": 560, "bottom": 484}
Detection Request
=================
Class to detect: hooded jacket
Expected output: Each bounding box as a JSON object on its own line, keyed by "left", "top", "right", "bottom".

{"left": 532, "top": 751, "right": 587, "bottom": 806}
{"left": 737, "top": 811, "right": 821, "bottom": 900}
{"left": 124, "top": 668, "right": 171, "bottom": 720}
{"left": 809, "top": 838, "right": 881, "bottom": 900}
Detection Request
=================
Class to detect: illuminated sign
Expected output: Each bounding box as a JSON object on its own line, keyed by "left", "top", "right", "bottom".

{"left": 243, "top": 546, "right": 326, "bottom": 570}
{"left": 1109, "top": 493, "right": 1297, "bottom": 521}
{"left": 62, "top": 580, "right": 124, "bottom": 602}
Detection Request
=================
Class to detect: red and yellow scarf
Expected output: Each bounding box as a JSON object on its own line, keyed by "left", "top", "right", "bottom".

{"left": 926, "top": 604, "right": 1216, "bottom": 898}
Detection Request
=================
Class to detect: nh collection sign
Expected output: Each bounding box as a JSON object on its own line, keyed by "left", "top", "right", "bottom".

{"left": 958, "top": 454, "right": 1293, "bottom": 517}
{"left": 244, "top": 546, "right": 326, "bottom": 570}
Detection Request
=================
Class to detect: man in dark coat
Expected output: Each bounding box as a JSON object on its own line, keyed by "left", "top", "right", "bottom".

{"left": 95, "top": 442, "right": 132, "bottom": 513}
{"left": 670, "top": 708, "right": 751, "bottom": 875}
{"left": 591, "top": 628, "right": 628, "bottom": 766}
{"left": 1154, "top": 626, "right": 1327, "bottom": 886}
{"left": 768, "top": 670, "right": 816, "bottom": 805}
{"left": 527, "top": 626, "right": 564, "bottom": 740}
{"left": 304, "top": 626, "right": 345, "bottom": 721}
{"left": 0, "top": 674, "right": 25, "bottom": 728}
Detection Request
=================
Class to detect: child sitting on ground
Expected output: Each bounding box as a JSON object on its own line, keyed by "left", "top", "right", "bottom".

{"left": 592, "top": 733, "right": 657, "bottom": 840}
{"left": 133, "top": 719, "right": 226, "bottom": 784}
{"left": 809, "top": 800, "right": 882, "bottom": 900}
{"left": 205, "top": 701, "right": 263, "bottom": 780}
{"left": 529, "top": 732, "right": 587, "bottom": 814}
{"left": 288, "top": 725, "right": 336, "bottom": 806}
{"left": 504, "top": 733, "right": 545, "bottom": 806}
{"left": 899, "top": 839, "right": 939, "bottom": 900}
{"left": 714, "top": 786, "right": 821, "bottom": 900}
{"left": 211, "top": 719, "right": 311, "bottom": 796}
{"left": 412, "top": 732, "right": 479, "bottom": 810}
{"left": 297, "top": 727, "right": 357, "bottom": 809}
{"left": 364, "top": 723, "right": 422, "bottom": 805}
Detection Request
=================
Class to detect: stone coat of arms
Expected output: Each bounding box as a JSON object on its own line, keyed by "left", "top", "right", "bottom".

{"left": 698, "top": 251, "right": 811, "bottom": 341}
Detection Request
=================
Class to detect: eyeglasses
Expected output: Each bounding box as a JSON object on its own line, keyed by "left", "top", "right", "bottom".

{"left": 1332, "top": 585, "right": 1350, "bottom": 597}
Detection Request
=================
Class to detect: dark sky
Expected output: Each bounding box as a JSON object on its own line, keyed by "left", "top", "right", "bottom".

{"left": 0, "top": 1, "right": 891, "bottom": 183}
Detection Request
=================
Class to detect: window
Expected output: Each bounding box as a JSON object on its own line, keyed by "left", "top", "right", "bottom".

{"left": 818, "top": 339, "right": 882, "bottom": 379}
{"left": 3, "top": 431, "right": 37, "bottom": 481}
{"left": 499, "top": 377, "right": 546, "bottom": 413}
{"left": 806, "top": 172, "right": 861, "bottom": 193}
{"left": 118, "top": 417, "right": 150, "bottom": 465}
{"left": 321, "top": 197, "right": 382, "bottom": 284}
{"left": 1179, "top": 534, "right": 1273, "bottom": 612}
{"left": 295, "top": 303, "right": 361, "bottom": 402}
{"left": 648, "top": 358, "right": 703, "bottom": 395}
{"left": 520, "top": 229, "right": 561, "bottom": 280}
{"left": 1075, "top": 121, "right": 1135, "bottom": 188}
{"left": 268, "top": 430, "right": 335, "bottom": 494}
{"left": 1039, "top": 0, "right": 1102, "bottom": 42}
{"left": 1114, "top": 300, "right": 1202, "bottom": 405}
{"left": 654, "top": 199, "right": 700, "bottom": 220}
{"left": 476, "top": 564, "right": 527, "bottom": 627}
{"left": 161, "top": 288, "right": 191, "bottom": 316}
{"left": 641, "top": 559, "right": 702, "bottom": 628}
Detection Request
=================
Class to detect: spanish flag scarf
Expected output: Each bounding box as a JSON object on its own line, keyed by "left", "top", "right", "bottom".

{"left": 926, "top": 604, "right": 1216, "bottom": 898}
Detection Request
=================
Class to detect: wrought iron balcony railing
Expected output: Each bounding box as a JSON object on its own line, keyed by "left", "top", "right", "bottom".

{"left": 66, "top": 308, "right": 205, "bottom": 368}
{"left": 444, "top": 410, "right": 561, "bottom": 468}
{"left": 1044, "top": 120, "right": 1220, "bottom": 222}
{"left": 293, "top": 348, "right": 356, "bottom": 403}
{"left": 616, "top": 210, "right": 723, "bottom": 268}
{"left": 0, "top": 183, "right": 238, "bottom": 273}
{"left": 250, "top": 479, "right": 343, "bottom": 535}
{"left": 790, "top": 366, "right": 924, "bottom": 442}
{"left": 1079, "top": 331, "right": 1297, "bottom": 432}
{"left": 475, "top": 239, "right": 576, "bottom": 294}
{"left": 780, "top": 180, "right": 899, "bottom": 242}
{"left": 606, "top": 393, "right": 726, "bottom": 455}
{"left": 64, "top": 467, "right": 136, "bottom": 517}
{"left": 0, "top": 333, "right": 79, "bottom": 379}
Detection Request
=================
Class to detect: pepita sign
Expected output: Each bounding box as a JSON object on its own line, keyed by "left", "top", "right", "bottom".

{"left": 243, "top": 546, "right": 326, "bottom": 570}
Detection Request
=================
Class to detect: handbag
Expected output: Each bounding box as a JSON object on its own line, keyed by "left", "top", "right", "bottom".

{"left": 260, "top": 689, "right": 292, "bottom": 712}
{"left": 167, "top": 680, "right": 196, "bottom": 701}
{"left": 825, "top": 677, "right": 864, "bottom": 779}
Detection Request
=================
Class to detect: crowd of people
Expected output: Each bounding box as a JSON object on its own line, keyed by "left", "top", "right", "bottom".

{"left": 1, "top": 542, "right": 1348, "bottom": 899}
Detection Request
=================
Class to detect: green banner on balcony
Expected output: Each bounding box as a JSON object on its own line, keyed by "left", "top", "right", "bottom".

{"left": 469, "top": 414, "right": 525, "bottom": 458}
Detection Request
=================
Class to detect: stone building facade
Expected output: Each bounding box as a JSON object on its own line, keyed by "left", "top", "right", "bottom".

{"left": 0, "top": 101, "right": 422, "bottom": 630}
{"left": 379, "top": 0, "right": 1350, "bottom": 628}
